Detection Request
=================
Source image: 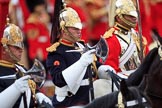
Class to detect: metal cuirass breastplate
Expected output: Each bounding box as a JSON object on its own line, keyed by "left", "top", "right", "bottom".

{"left": 116, "top": 31, "right": 141, "bottom": 72}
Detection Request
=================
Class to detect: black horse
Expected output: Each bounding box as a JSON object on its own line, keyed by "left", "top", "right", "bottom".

{"left": 84, "top": 80, "right": 151, "bottom": 108}
{"left": 85, "top": 30, "right": 162, "bottom": 108}
{"left": 126, "top": 30, "right": 162, "bottom": 108}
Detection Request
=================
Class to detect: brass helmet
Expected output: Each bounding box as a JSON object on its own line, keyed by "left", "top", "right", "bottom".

{"left": 108, "top": 0, "right": 137, "bottom": 27}
{"left": 59, "top": 7, "right": 82, "bottom": 30}
{"left": 115, "top": 0, "right": 137, "bottom": 18}
{"left": 1, "top": 22, "right": 24, "bottom": 49}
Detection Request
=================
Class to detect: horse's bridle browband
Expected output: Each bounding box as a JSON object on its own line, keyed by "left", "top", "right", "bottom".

{"left": 117, "top": 92, "right": 147, "bottom": 108}
{"left": 126, "top": 98, "right": 147, "bottom": 107}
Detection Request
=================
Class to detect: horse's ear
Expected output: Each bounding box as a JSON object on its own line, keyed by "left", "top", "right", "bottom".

{"left": 152, "top": 29, "right": 162, "bottom": 45}
{"left": 120, "top": 79, "right": 129, "bottom": 97}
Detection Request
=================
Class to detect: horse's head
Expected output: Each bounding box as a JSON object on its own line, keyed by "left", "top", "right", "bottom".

{"left": 117, "top": 80, "right": 151, "bottom": 108}
{"left": 85, "top": 80, "right": 151, "bottom": 108}
{"left": 145, "top": 29, "right": 162, "bottom": 99}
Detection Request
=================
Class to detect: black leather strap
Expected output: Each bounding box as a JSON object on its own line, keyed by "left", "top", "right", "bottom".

{"left": 107, "top": 70, "right": 123, "bottom": 91}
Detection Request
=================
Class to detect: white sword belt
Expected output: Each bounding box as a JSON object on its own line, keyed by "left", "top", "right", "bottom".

{"left": 55, "top": 79, "right": 89, "bottom": 97}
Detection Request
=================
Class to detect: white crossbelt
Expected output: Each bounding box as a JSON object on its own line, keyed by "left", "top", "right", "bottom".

{"left": 19, "top": 88, "right": 31, "bottom": 108}
{"left": 119, "top": 36, "right": 136, "bottom": 68}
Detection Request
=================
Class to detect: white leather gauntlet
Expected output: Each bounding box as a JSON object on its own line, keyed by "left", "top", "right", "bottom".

{"left": 14, "top": 75, "right": 31, "bottom": 93}
{"left": 36, "top": 92, "right": 52, "bottom": 105}
{"left": 98, "top": 65, "right": 116, "bottom": 80}
{"left": 0, "top": 75, "right": 31, "bottom": 108}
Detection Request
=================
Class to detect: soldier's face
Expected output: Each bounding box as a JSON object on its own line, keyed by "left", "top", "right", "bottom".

{"left": 7, "top": 45, "right": 23, "bottom": 62}
{"left": 64, "top": 27, "right": 82, "bottom": 42}
{"left": 123, "top": 15, "right": 137, "bottom": 24}
{"left": 116, "top": 14, "right": 137, "bottom": 29}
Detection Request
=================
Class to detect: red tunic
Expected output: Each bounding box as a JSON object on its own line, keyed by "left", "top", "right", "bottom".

{"left": 140, "top": 0, "right": 153, "bottom": 45}
{"left": 103, "top": 27, "right": 149, "bottom": 73}
{"left": 10, "top": 0, "right": 30, "bottom": 29}
{"left": 85, "top": 2, "right": 109, "bottom": 42}
{"left": 151, "top": 2, "right": 162, "bottom": 36}
{"left": 24, "top": 21, "right": 50, "bottom": 60}
{"left": 104, "top": 31, "right": 121, "bottom": 72}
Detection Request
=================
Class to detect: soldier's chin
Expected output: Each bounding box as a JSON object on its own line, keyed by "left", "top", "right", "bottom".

{"left": 13, "top": 56, "right": 21, "bottom": 63}
{"left": 74, "top": 36, "right": 81, "bottom": 41}
{"left": 16, "top": 58, "right": 21, "bottom": 63}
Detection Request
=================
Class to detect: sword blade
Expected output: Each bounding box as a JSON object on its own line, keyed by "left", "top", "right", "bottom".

{"left": 0, "top": 74, "right": 16, "bottom": 79}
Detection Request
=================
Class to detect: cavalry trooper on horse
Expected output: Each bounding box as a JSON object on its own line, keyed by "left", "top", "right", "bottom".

{"left": 94, "top": 0, "right": 150, "bottom": 97}
{"left": 0, "top": 18, "right": 52, "bottom": 108}
{"left": 46, "top": 0, "right": 114, "bottom": 107}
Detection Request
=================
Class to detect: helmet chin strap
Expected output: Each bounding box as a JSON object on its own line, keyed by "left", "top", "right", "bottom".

{"left": 118, "top": 14, "right": 136, "bottom": 29}
{"left": 4, "top": 46, "right": 20, "bottom": 62}
{"left": 64, "top": 28, "right": 80, "bottom": 42}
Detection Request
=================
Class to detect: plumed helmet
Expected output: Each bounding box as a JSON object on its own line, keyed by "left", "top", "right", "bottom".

{"left": 108, "top": 0, "right": 137, "bottom": 27}
{"left": 1, "top": 20, "right": 24, "bottom": 49}
{"left": 50, "top": 0, "right": 82, "bottom": 43}
{"left": 60, "top": 7, "right": 82, "bottom": 30}
{"left": 115, "top": 0, "right": 137, "bottom": 18}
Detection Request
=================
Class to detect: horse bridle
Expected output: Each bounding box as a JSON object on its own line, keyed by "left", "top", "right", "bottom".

{"left": 107, "top": 70, "right": 123, "bottom": 91}
{"left": 117, "top": 92, "right": 147, "bottom": 108}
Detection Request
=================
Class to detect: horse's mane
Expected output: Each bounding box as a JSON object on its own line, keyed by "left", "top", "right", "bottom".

{"left": 145, "top": 47, "right": 162, "bottom": 97}
{"left": 139, "top": 29, "right": 162, "bottom": 107}
{"left": 139, "top": 48, "right": 158, "bottom": 72}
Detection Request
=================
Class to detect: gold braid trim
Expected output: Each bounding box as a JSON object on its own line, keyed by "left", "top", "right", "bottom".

{"left": 114, "top": 22, "right": 130, "bottom": 32}
{"left": 0, "top": 60, "right": 15, "bottom": 68}
{"left": 142, "top": 36, "right": 148, "bottom": 57}
{"left": 103, "top": 28, "right": 115, "bottom": 39}
{"left": 28, "top": 80, "right": 37, "bottom": 106}
{"left": 28, "top": 80, "right": 36, "bottom": 95}
{"left": 132, "top": 33, "right": 148, "bottom": 56}
{"left": 46, "top": 42, "right": 60, "bottom": 52}
{"left": 91, "top": 55, "right": 98, "bottom": 80}
{"left": 117, "top": 92, "right": 125, "bottom": 108}
{"left": 132, "top": 33, "right": 141, "bottom": 51}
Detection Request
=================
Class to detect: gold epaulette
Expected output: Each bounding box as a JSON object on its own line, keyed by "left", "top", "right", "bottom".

{"left": 46, "top": 42, "right": 60, "bottom": 52}
{"left": 103, "top": 28, "right": 115, "bottom": 39}
{"left": 0, "top": 60, "right": 15, "bottom": 68}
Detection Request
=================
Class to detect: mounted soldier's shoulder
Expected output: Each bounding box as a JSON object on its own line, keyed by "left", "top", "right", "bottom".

{"left": 46, "top": 42, "right": 60, "bottom": 52}
{"left": 103, "top": 28, "right": 115, "bottom": 39}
